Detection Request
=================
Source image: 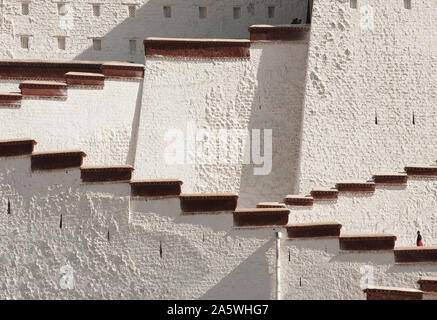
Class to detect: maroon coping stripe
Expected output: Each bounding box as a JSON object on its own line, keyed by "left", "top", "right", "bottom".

{"left": 19, "top": 81, "right": 67, "bottom": 97}
{"left": 233, "top": 208, "right": 290, "bottom": 227}
{"left": 310, "top": 189, "right": 338, "bottom": 200}
{"left": 144, "top": 38, "right": 251, "bottom": 58}
{"left": 65, "top": 72, "right": 105, "bottom": 87}
{"left": 0, "top": 139, "right": 37, "bottom": 157}
{"left": 394, "top": 246, "right": 437, "bottom": 264}
{"left": 363, "top": 287, "right": 423, "bottom": 300}
{"left": 339, "top": 234, "right": 397, "bottom": 251}
{"left": 286, "top": 222, "right": 342, "bottom": 238}
{"left": 0, "top": 93, "right": 22, "bottom": 104}
{"left": 256, "top": 202, "right": 286, "bottom": 208}
{"left": 0, "top": 60, "right": 144, "bottom": 80}
{"left": 180, "top": 194, "right": 238, "bottom": 213}
{"left": 284, "top": 195, "right": 313, "bottom": 206}
{"left": 31, "top": 151, "right": 86, "bottom": 171}
{"left": 81, "top": 165, "right": 134, "bottom": 183}
{"left": 249, "top": 25, "right": 311, "bottom": 41}
{"left": 131, "top": 179, "right": 183, "bottom": 198}
{"left": 418, "top": 277, "right": 437, "bottom": 293}
{"left": 404, "top": 166, "right": 437, "bottom": 176}
{"left": 0, "top": 60, "right": 102, "bottom": 80}
{"left": 372, "top": 174, "right": 408, "bottom": 185}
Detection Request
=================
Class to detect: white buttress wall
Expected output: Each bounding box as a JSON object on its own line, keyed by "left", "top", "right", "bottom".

{"left": 298, "top": 0, "right": 437, "bottom": 192}
{"left": 134, "top": 41, "right": 309, "bottom": 206}
{"left": 0, "top": 79, "right": 142, "bottom": 166}
{"left": 283, "top": 238, "right": 437, "bottom": 300}
{"left": 0, "top": 0, "right": 309, "bottom": 63}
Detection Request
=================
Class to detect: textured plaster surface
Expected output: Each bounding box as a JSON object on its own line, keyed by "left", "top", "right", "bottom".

{"left": 283, "top": 238, "right": 437, "bottom": 300}
{"left": 0, "top": 41, "right": 309, "bottom": 207}
{"left": 2, "top": 0, "right": 437, "bottom": 300}
{"left": 0, "top": 79, "right": 142, "bottom": 166}
{"left": 0, "top": 0, "right": 309, "bottom": 63}
{"left": 0, "top": 156, "right": 277, "bottom": 299}
{"left": 135, "top": 42, "right": 309, "bottom": 207}
{"left": 298, "top": 0, "right": 437, "bottom": 192}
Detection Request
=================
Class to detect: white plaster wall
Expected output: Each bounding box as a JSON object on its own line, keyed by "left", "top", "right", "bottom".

{"left": 287, "top": 179, "right": 437, "bottom": 247}
{"left": 135, "top": 42, "right": 309, "bottom": 207}
{"left": 0, "top": 0, "right": 309, "bottom": 63}
{"left": 0, "top": 155, "right": 135, "bottom": 298}
{"left": 282, "top": 238, "right": 437, "bottom": 300}
{"left": 0, "top": 155, "right": 277, "bottom": 299}
{"left": 0, "top": 79, "right": 142, "bottom": 166}
{"left": 2, "top": 156, "right": 437, "bottom": 299}
{"left": 298, "top": 0, "right": 437, "bottom": 192}
{"left": 129, "top": 200, "right": 278, "bottom": 299}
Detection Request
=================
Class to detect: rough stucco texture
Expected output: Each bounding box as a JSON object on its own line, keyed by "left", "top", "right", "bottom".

{"left": 0, "top": 41, "right": 309, "bottom": 207}
{"left": 0, "top": 79, "right": 142, "bottom": 166}
{"left": 0, "top": 0, "right": 308, "bottom": 63}
{"left": 135, "top": 42, "right": 309, "bottom": 207}
{"left": 298, "top": 0, "right": 437, "bottom": 192}
{"left": 283, "top": 238, "right": 437, "bottom": 300}
{"left": 1, "top": 153, "right": 435, "bottom": 300}
{"left": 0, "top": 155, "right": 277, "bottom": 299}
{"left": 287, "top": 179, "right": 437, "bottom": 247}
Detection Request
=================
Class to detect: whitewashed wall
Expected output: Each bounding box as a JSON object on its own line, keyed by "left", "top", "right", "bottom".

{"left": 0, "top": 155, "right": 277, "bottom": 299}
{"left": 0, "top": 40, "right": 309, "bottom": 207}
{"left": 0, "top": 79, "right": 142, "bottom": 166}
{"left": 135, "top": 41, "right": 309, "bottom": 206}
{"left": 298, "top": 0, "right": 437, "bottom": 192}
{"left": 283, "top": 238, "right": 437, "bottom": 300}
{"left": 1, "top": 155, "right": 436, "bottom": 299}
{"left": 0, "top": 0, "right": 309, "bottom": 63}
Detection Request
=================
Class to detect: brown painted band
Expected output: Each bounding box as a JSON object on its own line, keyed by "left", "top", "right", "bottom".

{"left": 233, "top": 209, "right": 290, "bottom": 227}
{"left": 144, "top": 39, "right": 251, "bottom": 58}
{"left": 131, "top": 180, "right": 182, "bottom": 197}
{"left": 65, "top": 73, "right": 105, "bottom": 86}
{"left": 310, "top": 190, "right": 338, "bottom": 200}
{"left": 101, "top": 65, "right": 144, "bottom": 78}
{"left": 0, "top": 94, "right": 22, "bottom": 104}
{"left": 394, "top": 248, "right": 437, "bottom": 263}
{"left": 418, "top": 280, "right": 437, "bottom": 293}
{"left": 373, "top": 175, "right": 408, "bottom": 185}
{"left": 249, "top": 25, "right": 311, "bottom": 41}
{"left": 284, "top": 197, "right": 313, "bottom": 206}
{"left": 31, "top": 151, "right": 85, "bottom": 171}
{"left": 336, "top": 183, "right": 375, "bottom": 192}
{"left": 287, "top": 224, "right": 341, "bottom": 238}
{"left": 20, "top": 87, "right": 67, "bottom": 97}
{"left": 340, "top": 236, "right": 396, "bottom": 251}
{"left": 65, "top": 78, "right": 104, "bottom": 86}
{"left": 365, "top": 289, "right": 422, "bottom": 300}
{"left": 404, "top": 166, "right": 437, "bottom": 176}
{"left": 0, "top": 61, "right": 102, "bottom": 80}
{"left": 180, "top": 196, "right": 238, "bottom": 213}
{"left": 256, "top": 203, "right": 286, "bottom": 208}
{"left": 81, "top": 166, "right": 134, "bottom": 183}
{"left": 0, "top": 60, "right": 145, "bottom": 80}
{"left": 0, "top": 139, "right": 36, "bottom": 157}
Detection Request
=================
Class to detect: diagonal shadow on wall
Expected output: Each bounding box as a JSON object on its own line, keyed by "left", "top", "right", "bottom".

{"left": 200, "top": 239, "right": 274, "bottom": 300}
